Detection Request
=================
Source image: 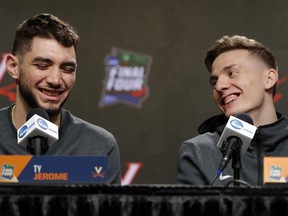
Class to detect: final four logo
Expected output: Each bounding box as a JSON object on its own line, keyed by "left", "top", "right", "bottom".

{"left": 99, "top": 48, "right": 152, "bottom": 108}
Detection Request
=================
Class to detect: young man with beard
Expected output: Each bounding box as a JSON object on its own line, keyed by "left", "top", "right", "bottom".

{"left": 177, "top": 35, "right": 288, "bottom": 186}
{"left": 0, "top": 13, "right": 121, "bottom": 184}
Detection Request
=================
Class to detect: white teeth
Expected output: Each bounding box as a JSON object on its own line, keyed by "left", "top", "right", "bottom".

{"left": 42, "top": 90, "right": 59, "bottom": 96}
{"left": 224, "top": 95, "right": 237, "bottom": 105}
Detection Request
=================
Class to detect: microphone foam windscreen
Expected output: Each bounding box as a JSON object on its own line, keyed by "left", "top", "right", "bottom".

{"left": 26, "top": 108, "right": 49, "bottom": 121}
{"left": 234, "top": 113, "right": 253, "bottom": 125}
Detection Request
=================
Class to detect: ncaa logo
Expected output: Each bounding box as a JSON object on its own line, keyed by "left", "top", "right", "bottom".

{"left": 107, "top": 56, "right": 119, "bottom": 66}
{"left": 230, "top": 119, "right": 243, "bottom": 130}
{"left": 19, "top": 125, "right": 28, "bottom": 138}
{"left": 37, "top": 118, "right": 48, "bottom": 130}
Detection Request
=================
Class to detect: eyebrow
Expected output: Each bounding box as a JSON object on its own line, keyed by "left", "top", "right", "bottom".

{"left": 223, "top": 64, "right": 237, "bottom": 71}
{"left": 209, "top": 64, "right": 238, "bottom": 84}
{"left": 210, "top": 64, "right": 238, "bottom": 76}
{"left": 32, "top": 57, "right": 52, "bottom": 64}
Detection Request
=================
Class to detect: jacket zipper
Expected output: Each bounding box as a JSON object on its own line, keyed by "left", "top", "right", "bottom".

{"left": 255, "top": 129, "right": 263, "bottom": 186}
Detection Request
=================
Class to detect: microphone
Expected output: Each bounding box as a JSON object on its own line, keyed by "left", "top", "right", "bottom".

{"left": 216, "top": 113, "right": 257, "bottom": 173}
{"left": 17, "top": 108, "right": 59, "bottom": 155}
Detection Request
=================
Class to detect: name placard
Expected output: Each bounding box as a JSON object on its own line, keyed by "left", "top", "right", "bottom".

{"left": 0, "top": 156, "right": 108, "bottom": 183}
{"left": 264, "top": 157, "right": 288, "bottom": 184}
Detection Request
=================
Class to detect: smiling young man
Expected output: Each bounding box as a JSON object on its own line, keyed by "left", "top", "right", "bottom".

{"left": 0, "top": 13, "right": 121, "bottom": 184}
{"left": 177, "top": 35, "right": 288, "bottom": 186}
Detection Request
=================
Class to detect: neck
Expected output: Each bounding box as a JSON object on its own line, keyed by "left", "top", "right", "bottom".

{"left": 12, "top": 104, "right": 61, "bottom": 129}
{"left": 250, "top": 107, "right": 278, "bottom": 127}
{"left": 11, "top": 104, "right": 27, "bottom": 129}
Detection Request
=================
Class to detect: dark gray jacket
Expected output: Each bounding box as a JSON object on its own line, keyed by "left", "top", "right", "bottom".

{"left": 177, "top": 113, "right": 288, "bottom": 186}
{"left": 0, "top": 105, "right": 121, "bottom": 184}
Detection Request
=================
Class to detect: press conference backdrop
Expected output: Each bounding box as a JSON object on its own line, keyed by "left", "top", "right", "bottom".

{"left": 1, "top": 0, "right": 288, "bottom": 184}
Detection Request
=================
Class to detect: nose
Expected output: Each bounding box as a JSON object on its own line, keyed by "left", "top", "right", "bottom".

{"left": 46, "top": 67, "right": 62, "bottom": 87}
{"left": 214, "top": 76, "right": 229, "bottom": 92}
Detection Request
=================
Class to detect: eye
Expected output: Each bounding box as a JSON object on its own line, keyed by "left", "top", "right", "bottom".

{"left": 228, "top": 70, "right": 237, "bottom": 77}
{"left": 209, "top": 77, "right": 217, "bottom": 87}
{"left": 34, "top": 63, "right": 49, "bottom": 70}
{"left": 60, "top": 63, "right": 77, "bottom": 74}
{"left": 61, "top": 66, "right": 76, "bottom": 73}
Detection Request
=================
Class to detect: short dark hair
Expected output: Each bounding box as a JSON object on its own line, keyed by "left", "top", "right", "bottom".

{"left": 205, "top": 35, "right": 277, "bottom": 72}
{"left": 12, "top": 13, "right": 80, "bottom": 56}
{"left": 204, "top": 35, "right": 277, "bottom": 95}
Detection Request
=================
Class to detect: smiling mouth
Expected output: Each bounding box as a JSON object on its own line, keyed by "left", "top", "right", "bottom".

{"left": 223, "top": 94, "right": 238, "bottom": 105}
{"left": 40, "top": 88, "right": 63, "bottom": 97}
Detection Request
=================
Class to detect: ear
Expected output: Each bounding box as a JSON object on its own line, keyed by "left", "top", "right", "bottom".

{"left": 6, "top": 54, "right": 19, "bottom": 80}
{"left": 264, "top": 68, "right": 278, "bottom": 91}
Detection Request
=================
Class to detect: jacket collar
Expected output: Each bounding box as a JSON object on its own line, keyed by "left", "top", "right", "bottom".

{"left": 197, "top": 114, "right": 227, "bottom": 134}
{"left": 250, "top": 113, "right": 288, "bottom": 152}
{"left": 198, "top": 112, "right": 288, "bottom": 153}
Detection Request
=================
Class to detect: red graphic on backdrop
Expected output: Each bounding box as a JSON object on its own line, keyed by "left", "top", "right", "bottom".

{"left": 0, "top": 82, "right": 16, "bottom": 102}
{"left": 0, "top": 53, "right": 8, "bottom": 81}
{"left": 274, "top": 76, "right": 287, "bottom": 103}
{"left": 0, "top": 53, "right": 16, "bottom": 102}
{"left": 121, "top": 162, "right": 143, "bottom": 185}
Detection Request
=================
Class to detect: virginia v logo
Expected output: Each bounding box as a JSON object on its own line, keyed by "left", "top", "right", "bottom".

{"left": 95, "top": 166, "right": 102, "bottom": 174}
{"left": 92, "top": 166, "right": 105, "bottom": 178}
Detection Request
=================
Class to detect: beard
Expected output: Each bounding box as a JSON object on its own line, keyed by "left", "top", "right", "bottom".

{"left": 18, "top": 76, "right": 70, "bottom": 118}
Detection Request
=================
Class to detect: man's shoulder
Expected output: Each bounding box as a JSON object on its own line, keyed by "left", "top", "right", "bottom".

{"left": 183, "top": 114, "right": 227, "bottom": 148}
{"left": 0, "top": 105, "right": 10, "bottom": 113}
{"left": 61, "top": 109, "right": 115, "bottom": 140}
{"left": 184, "top": 131, "right": 220, "bottom": 148}
{"left": 0, "top": 105, "right": 11, "bottom": 120}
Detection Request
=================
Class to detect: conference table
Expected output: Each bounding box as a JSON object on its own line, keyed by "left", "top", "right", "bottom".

{"left": 0, "top": 183, "right": 287, "bottom": 216}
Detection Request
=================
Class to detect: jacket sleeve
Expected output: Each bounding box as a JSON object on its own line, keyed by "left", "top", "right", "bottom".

{"left": 106, "top": 135, "right": 122, "bottom": 184}
{"left": 176, "top": 141, "right": 211, "bottom": 185}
